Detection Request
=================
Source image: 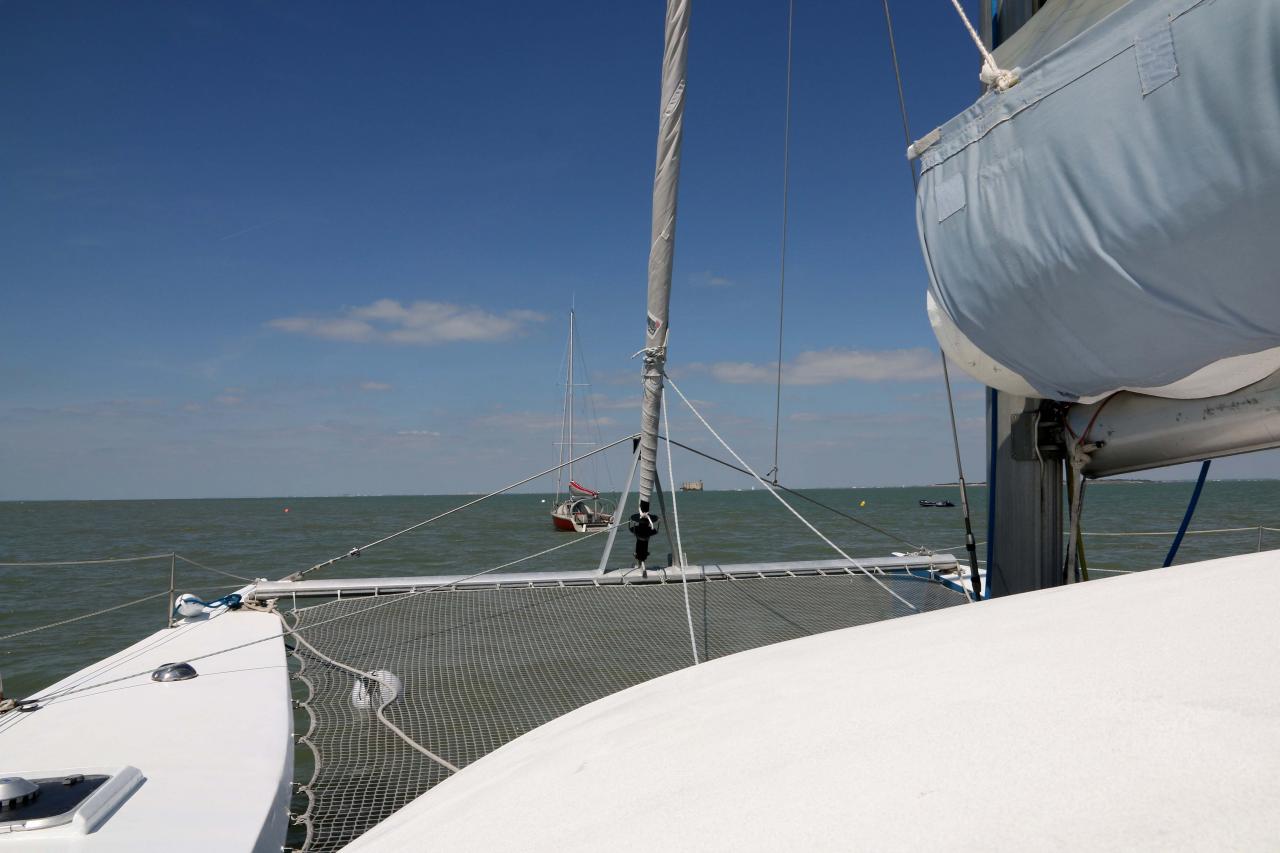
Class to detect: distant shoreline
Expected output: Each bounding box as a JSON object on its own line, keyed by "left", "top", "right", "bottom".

{"left": 5, "top": 478, "right": 1278, "bottom": 502}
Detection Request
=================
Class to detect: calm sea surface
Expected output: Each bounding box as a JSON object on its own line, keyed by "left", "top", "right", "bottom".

{"left": 3, "top": 480, "right": 1278, "bottom": 698}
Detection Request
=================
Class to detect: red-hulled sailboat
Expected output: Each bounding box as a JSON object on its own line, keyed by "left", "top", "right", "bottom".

{"left": 550, "top": 307, "right": 615, "bottom": 533}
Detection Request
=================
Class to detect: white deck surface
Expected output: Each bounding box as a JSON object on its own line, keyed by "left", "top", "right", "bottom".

{"left": 0, "top": 607, "right": 292, "bottom": 851}
{"left": 350, "top": 549, "right": 1280, "bottom": 851}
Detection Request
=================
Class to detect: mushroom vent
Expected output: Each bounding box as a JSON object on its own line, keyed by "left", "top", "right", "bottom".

{"left": 0, "top": 774, "right": 111, "bottom": 830}
{"left": 0, "top": 776, "right": 39, "bottom": 809}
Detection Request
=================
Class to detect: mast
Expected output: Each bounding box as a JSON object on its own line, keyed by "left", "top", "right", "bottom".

{"left": 555, "top": 310, "right": 572, "bottom": 504}
{"left": 632, "top": 0, "right": 691, "bottom": 567}
{"left": 567, "top": 307, "right": 575, "bottom": 490}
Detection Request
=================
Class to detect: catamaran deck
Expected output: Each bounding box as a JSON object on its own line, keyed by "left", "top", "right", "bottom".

{"left": 345, "top": 548, "right": 1280, "bottom": 851}
{"left": 0, "top": 606, "right": 292, "bottom": 851}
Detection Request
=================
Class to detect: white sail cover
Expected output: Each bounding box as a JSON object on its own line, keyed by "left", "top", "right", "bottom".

{"left": 917, "top": 0, "right": 1280, "bottom": 402}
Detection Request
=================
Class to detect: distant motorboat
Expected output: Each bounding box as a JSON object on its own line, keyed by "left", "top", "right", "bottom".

{"left": 918, "top": 499, "right": 956, "bottom": 508}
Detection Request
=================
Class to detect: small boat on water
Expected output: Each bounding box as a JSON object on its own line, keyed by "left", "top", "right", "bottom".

{"left": 551, "top": 481, "right": 615, "bottom": 533}
{"left": 549, "top": 307, "right": 615, "bottom": 533}
{"left": 919, "top": 499, "right": 956, "bottom": 508}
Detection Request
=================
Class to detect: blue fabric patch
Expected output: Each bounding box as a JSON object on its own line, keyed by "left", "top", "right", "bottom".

{"left": 935, "top": 173, "right": 966, "bottom": 222}
{"left": 1135, "top": 19, "right": 1179, "bottom": 96}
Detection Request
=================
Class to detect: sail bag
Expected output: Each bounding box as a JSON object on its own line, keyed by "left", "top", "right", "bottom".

{"left": 917, "top": 0, "right": 1280, "bottom": 402}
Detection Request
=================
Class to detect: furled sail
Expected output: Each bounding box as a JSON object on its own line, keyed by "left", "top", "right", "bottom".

{"left": 916, "top": 0, "right": 1280, "bottom": 402}
{"left": 633, "top": 0, "right": 691, "bottom": 565}
{"left": 569, "top": 480, "right": 599, "bottom": 497}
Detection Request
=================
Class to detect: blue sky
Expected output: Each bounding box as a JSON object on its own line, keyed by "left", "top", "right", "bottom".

{"left": 2, "top": 1, "right": 1266, "bottom": 499}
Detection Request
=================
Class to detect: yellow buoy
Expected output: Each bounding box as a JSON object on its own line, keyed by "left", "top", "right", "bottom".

{"left": 858, "top": 500, "right": 866, "bottom": 507}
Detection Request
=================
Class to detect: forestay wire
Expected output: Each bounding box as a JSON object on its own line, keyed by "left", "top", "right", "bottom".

{"left": 769, "top": 0, "right": 797, "bottom": 485}
{"left": 292, "top": 433, "right": 638, "bottom": 580}
{"left": 665, "top": 377, "right": 918, "bottom": 610}
{"left": 658, "top": 434, "right": 930, "bottom": 553}
{"left": 880, "top": 0, "right": 982, "bottom": 599}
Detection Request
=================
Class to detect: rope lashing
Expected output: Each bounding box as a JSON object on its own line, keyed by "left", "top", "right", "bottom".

{"left": 947, "top": 0, "right": 1020, "bottom": 92}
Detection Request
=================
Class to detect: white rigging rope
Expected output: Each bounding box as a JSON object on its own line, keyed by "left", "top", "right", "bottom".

{"left": 294, "top": 433, "right": 638, "bottom": 579}
{"left": 289, "top": 629, "right": 461, "bottom": 775}
{"left": 174, "top": 553, "right": 254, "bottom": 583}
{"left": 23, "top": 524, "right": 622, "bottom": 706}
{"left": 0, "top": 553, "right": 173, "bottom": 567}
{"left": 947, "top": 0, "right": 1020, "bottom": 92}
{"left": 0, "top": 591, "right": 171, "bottom": 642}
{"left": 662, "top": 398, "right": 698, "bottom": 665}
{"left": 664, "top": 378, "right": 918, "bottom": 611}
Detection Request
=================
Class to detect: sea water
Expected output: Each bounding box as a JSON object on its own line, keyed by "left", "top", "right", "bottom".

{"left": 3, "top": 480, "right": 1278, "bottom": 699}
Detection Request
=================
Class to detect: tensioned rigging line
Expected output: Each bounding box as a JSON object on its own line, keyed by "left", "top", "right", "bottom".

{"left": 662, "top": 399, "right": 699, "bottom": 665}
{"left": 880, "top": 0, "right": 982, "bottom": 599}
{"left": 658, "top": 433, "right": 929, "bottom": 553}
{"left": 571, "top": 319, "right": 617, "bottom": 493}
{"left": 665, "top": 377, "right": 919, "bottom": 610}
{"left": 292, "top": 433, "right": 639, "bottom": 580}
{"left": 23, "top": 521, "right": 624, "bottom": 707}
{"left": 1164, "top": 459, "right": 1213, "bottom": 567}
{"left": 768, "top": 0, "right": 796, "bottom": 485}
{"left": 0, "top": 553, "right": 173, "bottom": 566}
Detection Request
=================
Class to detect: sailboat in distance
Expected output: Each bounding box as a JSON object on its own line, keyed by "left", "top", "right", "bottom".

{"left": 550, "top": 307, "right": 615, "bottom": 533}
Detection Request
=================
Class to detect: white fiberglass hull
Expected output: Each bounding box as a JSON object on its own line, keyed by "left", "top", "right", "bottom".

{"left": 0, "top": 606, "right": 292, "bottom": 851}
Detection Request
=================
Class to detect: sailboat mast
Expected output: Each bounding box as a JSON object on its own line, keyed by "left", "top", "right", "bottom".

{"left": 633, "top": 0, "right": 691, "bottom": 566}
{"left": 567, "top": 308, "right": 575, "bottom": 490}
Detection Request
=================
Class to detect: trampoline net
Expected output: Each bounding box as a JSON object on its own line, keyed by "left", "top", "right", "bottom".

{"left": 287, "top": 571, "right": 965, "bottom": 850}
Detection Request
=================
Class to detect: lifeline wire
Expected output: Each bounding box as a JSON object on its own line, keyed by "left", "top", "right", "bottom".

{"left": 25, "top": 522, "right": 620, "bottom": 706}
{"left": 0, "top": 553, "right": 173, "bottom": 567}
{"left": 665, "top": 378, "right": 917, "bottom": 610}
{"left": 0, "top": 591, "right": 171, "bottom": 642}
{"left": 175, "top": 553, "right": 254, "bottom": 583}
{"left": 293, "top": 433, "right": 638, "bottom": 579}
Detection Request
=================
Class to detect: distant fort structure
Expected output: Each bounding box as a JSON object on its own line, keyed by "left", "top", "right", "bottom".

{"left": 679, "top": 480, "right": 704, "bottom": 491}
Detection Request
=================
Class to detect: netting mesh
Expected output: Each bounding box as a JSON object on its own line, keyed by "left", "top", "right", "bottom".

{"left": 288, "top": 572, "right": 964, "bottom": 850}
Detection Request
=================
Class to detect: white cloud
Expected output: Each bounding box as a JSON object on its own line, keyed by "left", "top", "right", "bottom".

{"left": 588, "top": 394, "right": 640, "bottom": 411}
{"left": 706, "top": 347, "right": 940, "bottom": 385}
{"left": 360, "top": 380, "right": 393, "bottom": 392}
{"left": 269, "top": 299, "right": 546, "bottom": 346}
{"left": 396, "top": 429, "right": 440, "bottom": 437}
{"left": 471, "top": 411, "right": 564, "bottom": 431}
{"left": 691, "top": 271, "right": 734, "bottom": 288}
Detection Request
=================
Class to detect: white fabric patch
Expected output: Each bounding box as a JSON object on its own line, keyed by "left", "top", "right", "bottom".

{"left": 935, "top": 173, "right": 966, "bottom": 222}
{"left": 1135, "top": 19, "right": 1178, "bottom": 96}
